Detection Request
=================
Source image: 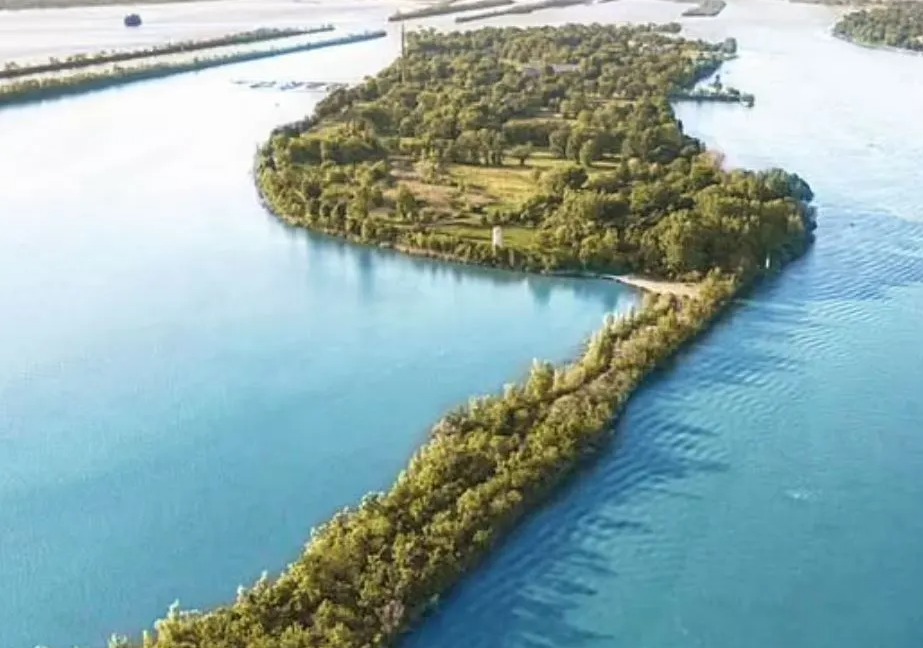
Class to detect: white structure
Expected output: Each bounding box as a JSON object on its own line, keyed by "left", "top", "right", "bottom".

{"left": 492, "top": 226, "right": 504, "bottom": 249}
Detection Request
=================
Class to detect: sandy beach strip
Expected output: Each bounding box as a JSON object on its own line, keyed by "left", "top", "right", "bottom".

{"left": 613, "top": 274, "right": 702, "bottom": 297}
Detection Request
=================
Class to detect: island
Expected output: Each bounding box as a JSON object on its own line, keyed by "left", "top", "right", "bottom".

{"left": 105, "top": 24, "right": 816, "bottom": 648}
{"left": 258, "top": 25, "right": 805, "bottom": 279}
{"left": 834, "top": 3, "right": 923, "bottom": 52}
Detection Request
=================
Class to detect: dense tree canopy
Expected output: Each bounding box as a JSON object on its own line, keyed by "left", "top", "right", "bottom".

{"left": 834, "top": 3, "right": 923, "bottom": 51}
{"left": 260, "top": 24, "right": 815, "bottom": 280}
{"left": 87, "top": 24, "right": 816, "bottom": 648}
{"left": 110, "top": 275, "right": 740, "bottom": 648}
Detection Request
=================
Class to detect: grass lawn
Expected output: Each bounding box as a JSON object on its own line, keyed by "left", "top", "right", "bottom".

{"left": 368, "top": 145, "right": 623, "bottom": 247}
{"left": 448, "top": 163, "right": 537, "bottom": 204}
{"left": 437, "top": 223, "right": 538, "bottom": 249}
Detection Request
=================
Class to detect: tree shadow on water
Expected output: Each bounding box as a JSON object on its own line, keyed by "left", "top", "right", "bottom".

{"left": 405, "top": 399, "right": 731, "bottom": 648}
{"left": 404, "top": 256, "right": 834, "bottom": 648}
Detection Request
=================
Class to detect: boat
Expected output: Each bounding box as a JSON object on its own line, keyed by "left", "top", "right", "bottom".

{"left": 124, "top": 13, "right": 142, "bottom": 28}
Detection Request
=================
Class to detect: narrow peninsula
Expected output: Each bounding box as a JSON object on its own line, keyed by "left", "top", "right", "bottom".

{"left": 455, "top": 0, "right": 590, "bottom": 24}
{"left": 0, "top": 27, "right": 334, "bottom": 80}
{"left": 0, "top": 30, "right": 385, "bottom": 107}
{"left": 106, "top": 24, "right": 815, "bottom": 648}
{"left": 682, "top": 0, "right": 727, "bottom": 17}
{"left": 388, "top": 0, "right": 514, "bottom": 22}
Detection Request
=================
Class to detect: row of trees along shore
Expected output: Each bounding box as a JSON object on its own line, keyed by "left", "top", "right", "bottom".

{"left": 834, "top": 3, "right": 923, "bottom": 51}
{"left": 0, "top": 27, "right": 333, "bottom": 80}
{"left": 0, "top": 31, "right": 385, "bottom": 107}
{"left": 259, "top": 25, "right": 813, "bottom": 279}
{"left": 111, "top": 276, "right": 738, "bottom": 648}
{"left": 101, "top": 24, "right": 815, "bottom": 648}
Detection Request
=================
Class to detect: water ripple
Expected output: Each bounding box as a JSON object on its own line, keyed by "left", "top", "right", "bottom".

{"left": 409, "top": 4, "right": 923, "bottom": 646}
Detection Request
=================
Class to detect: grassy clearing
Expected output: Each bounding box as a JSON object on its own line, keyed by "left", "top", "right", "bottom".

{"left": 379, "top": 150, "right": 622, "bottom": 246}
{"left": 438, "top": 223, "right": 538, "bottom": 248}
{"left": 448, "top": 163, "right": 537, "bottom": 203}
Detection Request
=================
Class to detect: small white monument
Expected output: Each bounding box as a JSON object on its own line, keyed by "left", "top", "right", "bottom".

{"left": 492, "top": 226, "right": 504, "bottom": 249}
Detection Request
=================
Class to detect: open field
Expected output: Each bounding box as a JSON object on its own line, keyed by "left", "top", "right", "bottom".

{"left": 374, "top": 143, "right": 633, "bottom": 259}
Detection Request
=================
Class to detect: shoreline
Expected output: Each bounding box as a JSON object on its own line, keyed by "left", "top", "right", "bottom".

{"left": 0, "top": 26, "right": 335, "bottom": 79}
{"left": 545, "top": 269, "right": 703, "bottom": 296}
{"left": 0, "top": 30, "right": 386, "bottom": 107}
{"left": 389, "top": 0, "right": 513, "bottom": 22}
{"left": 255, "top": 179, "right": 702, "bottom": 298}
{"left": 831, "top": 30, "right": 923, "bottom": 55}
{"left": 455, "top": 0, "right": 591, "bottom": 24}
{"left": 229, "top": 27, "right": 814, "bottom": 647}
{"left": 52, "top": 23, "right": 814, "bottom": 648}
{"left": 611, "top": 274, "right": 703, "bottom": 297}
{"left": 681, "top": 0, "right": 727, "bottom": 17}
{"left": 0, "top": 0, "right": 215, "bottom": 8}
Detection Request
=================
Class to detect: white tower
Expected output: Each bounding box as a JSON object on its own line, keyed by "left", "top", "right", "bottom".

{"left": 492, "top": 226, "right": 504, "bottom": 249}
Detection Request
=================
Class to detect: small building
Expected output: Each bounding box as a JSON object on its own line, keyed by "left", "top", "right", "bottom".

{"left": 492, "top": 226, "right": 504, "bottom": 249}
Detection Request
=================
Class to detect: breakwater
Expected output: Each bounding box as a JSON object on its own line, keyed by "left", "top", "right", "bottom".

{"left": 389, "top": 0, "right": 514, "bottom": 22}
{"left": 682, "top": 0, "right": 727, "bottom": 17}
{"left": 0, "top": 26, "right": 335, "bottom": 80}
{"left": 0, "top": 30, "right": 386, "bottom": 107}
{"left": 456, "top": 0, "right": 589, "bottom": 23}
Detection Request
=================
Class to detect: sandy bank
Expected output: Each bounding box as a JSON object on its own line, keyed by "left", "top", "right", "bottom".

{"left": 612, "top": 274, "right": 702, "bottom": 297}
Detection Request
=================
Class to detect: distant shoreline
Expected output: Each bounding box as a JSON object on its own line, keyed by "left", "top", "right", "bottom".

{"left": 0, "top": 0, "right": 211, "bottom": 9}
{"left": 789, "top": 0, "right": 923, "bottom": 6}
{"left": 0, "top": 30, "right": 386, "bottom": 106}
{"left": 832, "top": 27, "right": 923, "bottom": 55}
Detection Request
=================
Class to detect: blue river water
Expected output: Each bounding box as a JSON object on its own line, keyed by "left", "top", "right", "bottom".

{"left": 408, "top": 2, "right": 923, "bottom": 647}
{"left": 2, "top": 1, "right": 922, "bottom": 647}
{"left": 0, "top": 35, "right": 636, "bottom": 648}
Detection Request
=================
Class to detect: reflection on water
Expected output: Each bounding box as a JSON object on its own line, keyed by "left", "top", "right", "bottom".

{"left": 0, "top": 29, "right": 636, "bottom": 648}
{"left": 3, "top": 1, "right": 923, "bottom": 647}
{"left": 409, "top": 2, "right": 923, "bottom": 648}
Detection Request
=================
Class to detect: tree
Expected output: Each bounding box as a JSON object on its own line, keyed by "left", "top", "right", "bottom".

{"left": 541, "top": 165, "right": 588, "bottom": 194}
{"left": 395, "top": 184, "right": 419, "bottom": 221}
{"left": 121, "top": 23, "right": 818, "bottom": 648}
{"left": 579, "top": 138, "right": 602, "bottom": 167}
{"left": 510, "top": 143, "right": 533, "bottom": 166}
{"left": 548, "top": 127, "right": 570, "bottom": 159}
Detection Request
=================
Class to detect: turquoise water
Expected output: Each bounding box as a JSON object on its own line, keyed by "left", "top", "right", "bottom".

{"left": 4, "top": 2, "right": 923, "bottom": 647}
{"left": 0, "top": 38, "right": 636, "bottom": 648}
{"left": 408, "top": 2, "right": 923, "bottom": 647}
